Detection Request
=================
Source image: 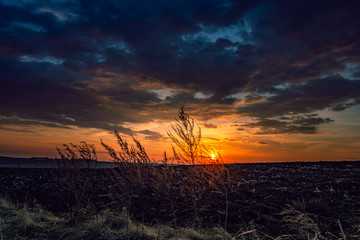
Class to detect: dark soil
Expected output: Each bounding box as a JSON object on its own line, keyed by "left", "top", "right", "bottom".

{"left": 1, "top": 161, "right": 360, "bottom": 239}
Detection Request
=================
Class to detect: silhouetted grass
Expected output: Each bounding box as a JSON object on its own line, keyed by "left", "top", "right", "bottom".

{"left": 56, "top": 108, "right": 232, "bottom": 229}
{"left": 49, "top": 109, "right": 360, "bottom": 239}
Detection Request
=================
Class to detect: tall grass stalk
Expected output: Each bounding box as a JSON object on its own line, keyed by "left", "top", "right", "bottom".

{"left": 58, "top": 108, "right": 232, "bottom": 229}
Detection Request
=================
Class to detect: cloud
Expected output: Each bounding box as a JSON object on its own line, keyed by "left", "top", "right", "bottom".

{"left": 202, "top": 123, "right": 218, "bottom": 129}
{"left": 136, "top": 129, "right": 164, "bottom": 141}
{"left": 242, "top": 115, "right": 334, "bottom": 135}
{"left": 0, "top": 115, "right": 72, "bottom": 129}
{"left": 0, "top": 0, "right": 360, "bottom": 137}
{"left": 0, "top": 126, "right": 35, "bottom": 133}
{"left": 238, "top": 76, "right": 360, "bottom": 118}
{"left": 237, "top": 75, "right": 360, "bottom": 134}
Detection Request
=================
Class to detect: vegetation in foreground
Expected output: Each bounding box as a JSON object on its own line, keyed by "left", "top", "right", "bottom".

{"left": 1, "top": 194, "right": 358, "bottom": 240}
{"left": 1, "top": 109, "right": 359, "bottom": 239}
{"left": 0, "top": 197, "right": 234, "bottom": 240}
{"left": 1, "top": 163, "right": 360, "bottom": 240}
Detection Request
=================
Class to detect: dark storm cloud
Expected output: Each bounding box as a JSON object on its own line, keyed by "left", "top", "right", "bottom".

{"left": 1, "top": 0, "right": 360, "bottom": 135}
{"left": 244, "top": 0, "right": 360, "bottom": 87}
{"left": 137, "top": 130, "right": 164, "bottom": 141}
{"left": 238, "top": 76, "right": 360, "bottom": 118}
{"left": 0, "top": 55, "right": 160, "bottom": 134}
{"left": 352, "top": 71, "right": 360, "bottom": 79}
{"left": 238, "top": 75, "right": 360, "bottom": 134}
{"left": 242, "top": 115, "right": 334, "bottom": 135}
{"left": 0, "top": 115, "right": 71, "bottom": 129}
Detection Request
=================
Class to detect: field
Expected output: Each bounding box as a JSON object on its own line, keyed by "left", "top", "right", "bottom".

{"left": 1, "top": 161, "right": 360, "bottom": 239}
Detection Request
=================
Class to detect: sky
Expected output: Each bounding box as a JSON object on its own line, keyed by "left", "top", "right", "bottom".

{"left": 0, "top": 0, "right": 360, "bottom": 163}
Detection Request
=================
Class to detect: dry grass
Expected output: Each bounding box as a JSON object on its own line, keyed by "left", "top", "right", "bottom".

{"left": 0, "top": 198, "right": 236, "bottom": 240}
{"left": 1, "top": 191, "right": 357, "bottom": 239}
{"left": 0, "top": 198, "right": 63, "bottom": 239}
{"left": 86, "top": 108, "right": 232, "bottom": 229}
{"left": 279, "top": 204, "right": 323, "bottom": 240}
{"left": 51, "top": 108, "right": 358, "bottom": 239}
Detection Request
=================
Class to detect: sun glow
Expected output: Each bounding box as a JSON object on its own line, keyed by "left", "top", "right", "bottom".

{"left": 210, "top": 153, "right": 216, "bottom": 160}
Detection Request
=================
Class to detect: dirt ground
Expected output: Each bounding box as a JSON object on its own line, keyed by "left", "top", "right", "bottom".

{"left": 1, "top": 161, "right": 359, "bottom": 239}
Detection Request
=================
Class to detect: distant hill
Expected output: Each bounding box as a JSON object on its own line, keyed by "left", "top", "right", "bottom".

{"left": 0, "top": 156, "right": 117, "bottom": 168}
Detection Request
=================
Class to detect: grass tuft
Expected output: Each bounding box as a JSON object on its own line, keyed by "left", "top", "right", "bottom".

{"left": 0, "top": 198, "right": 237, "bottom": 240}
{"left": 0, "top": 198, "right": 63, "bottom": 239}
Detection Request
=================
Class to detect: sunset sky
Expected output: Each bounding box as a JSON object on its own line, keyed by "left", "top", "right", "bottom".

{"left": 0, "top": 0, "right": 360, "bottom": 163}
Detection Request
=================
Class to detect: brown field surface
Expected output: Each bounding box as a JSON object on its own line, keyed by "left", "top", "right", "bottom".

{"left": 1, "top": 161, "right": 360, "bottom": 239}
